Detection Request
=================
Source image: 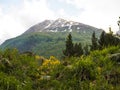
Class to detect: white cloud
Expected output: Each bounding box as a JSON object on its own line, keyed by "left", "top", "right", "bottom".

{"left": 58, "top": 0, "right": 120, "bottom": 32}
{"left": 0, "top": 0, "right": 55, "bottom": 44}
{"left": 0, "top": 0, "right": 120, "bottom": 44}
{"left": 0, "top": 12, "right": 24, "bottom": 44}
{"left": 18, "top": 0, "right": 55, "bottom": 28}
{"left": 78, "top": 0, "right": 120, "bottom": 32}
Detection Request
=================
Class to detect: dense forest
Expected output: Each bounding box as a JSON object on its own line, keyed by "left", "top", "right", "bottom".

{"left": 0, "top": 29, "right": 120, "bottom": 90}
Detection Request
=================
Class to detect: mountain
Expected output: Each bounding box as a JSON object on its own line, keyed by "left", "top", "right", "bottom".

{"left": 0, "top": 18, "right": 103, "bottom": 58}
{"left": 24, "top": 18, "right": 100, "bottom": 33}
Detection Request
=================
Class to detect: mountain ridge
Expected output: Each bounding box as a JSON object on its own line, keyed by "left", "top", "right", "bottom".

{"left": 24, "top": 18, "right": 100, "bottom": 34}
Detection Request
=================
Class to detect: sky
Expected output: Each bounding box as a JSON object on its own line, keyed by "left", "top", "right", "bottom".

{"left": 0, "top": 0, "right": 120, "bottom": 44}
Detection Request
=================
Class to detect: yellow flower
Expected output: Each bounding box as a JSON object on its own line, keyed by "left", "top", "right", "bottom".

{"left": 38, "top": 56, "right": 61, "bottom": 75}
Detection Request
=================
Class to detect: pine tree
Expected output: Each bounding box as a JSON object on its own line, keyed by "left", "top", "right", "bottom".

{"left": 73, "top": 43, "right": 83, "bottom": 57}
{"left": 63, "top": 33, "right": 74, "bottom": 57}
{"left": 98, "top": 30, "right": 120, "bottom": 49}
{"left": 106, "top": 33, "right": 120, "bottom": 46}
{"left": 90, "top": 31, "right": 98, "bottom": 50}
{"left": 98, "top": 31, "right": 106, "bottom": 49}
{"left": 73, "top": 43, "right": 79, "bottom": 56}
{"left": 83, "top": 44, "right": 89, "bottom": 55}
{"left": 77, "top": 43, "right": 83, "bottom": 56}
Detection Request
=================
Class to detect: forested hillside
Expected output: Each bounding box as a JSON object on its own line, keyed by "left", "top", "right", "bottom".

{"left": 0, "top": 31, "right": 102, "bottom": 58}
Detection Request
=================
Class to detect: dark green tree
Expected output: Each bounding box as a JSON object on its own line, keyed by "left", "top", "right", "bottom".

{"left": 73, "top": 43, "right": 83, "bottom": 57}
{"left": 105, "top": 33, "right": 120, "bottom": 46}
{"left": 98, "top": 30, "right": 120, "bottom": 49}
{"left": 98, "top": 31, "right": 106, "bottom": 49}
{"left": 83, "top": 44, "right": 89, "bottom": 55}
{"left": 63, "top": 33, "right": 74, "bottom": 57}
{"left": 73, "top": 43, "right": 78, "bottom": 56}
{"left": 90, "top": 31, "right": 98, "bottom": 50}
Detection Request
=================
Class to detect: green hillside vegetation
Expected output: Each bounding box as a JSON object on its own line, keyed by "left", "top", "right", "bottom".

{"left": 0, "top": 27, "right": 120, "bottom": 89}
{"left": 0, "top": 31, "right": 102, "bottom": 58}
{"left": 0, "top": 46, "right": 120, "bottom": 90}
{"left": 63, "top": 30, "right": 120, "bottom": 58}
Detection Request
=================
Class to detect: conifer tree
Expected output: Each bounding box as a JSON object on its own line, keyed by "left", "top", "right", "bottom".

{"left": 73, "top": 43, "right": 79, "bottom": 56}
{"left": 98, "top": 30, "right": 120, "bottom": 49}
{"left": 77, "top": 43, "right": 83, "bottom": 56}
{"left": 83, "top": 44, "right": 89, "bottom": 55}
{"left": 63, "top": 33, "right": 74, "bottom": 57}
{"left": 73, "top": 43, "right": 83, "bottom": 57}
{"left": 98, "top": 31, "right": 106, "bottom": 49}
{"left": 90, "top": 31, "right": 98, "bottom": 50}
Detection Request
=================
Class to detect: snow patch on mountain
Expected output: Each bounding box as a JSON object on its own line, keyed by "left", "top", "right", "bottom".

{"left": 77, "top": 27, "right": 80, "bottom": 30}
{"left": 61, "top": 24, "right": 64, "bottom": 27}
{"left": 44, "top": 23, "right": 51, "bottom": 29}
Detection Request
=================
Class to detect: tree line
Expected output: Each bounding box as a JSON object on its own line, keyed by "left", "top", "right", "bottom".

{"left": 63, "top": 29, "right": 120, "bottom": 57}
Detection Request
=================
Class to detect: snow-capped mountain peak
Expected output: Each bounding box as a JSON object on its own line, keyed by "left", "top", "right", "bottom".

{"left": 24, "top": 18, "right": 100, "bottom": 34}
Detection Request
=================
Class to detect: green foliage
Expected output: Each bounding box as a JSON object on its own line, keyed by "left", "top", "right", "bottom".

{"left": 73, "top": 43, "right": 83, "bottom": 57}
{"left": 98, "top": 31, "right": 106, "bottom": 49}
{"left": 63, "top": 33, "right": 74, "bottom": 57}
{"left": 83, "top": 44, "right": 90, "bottom": 55}
{"left": 1, "top": 17, "right": 120, "bottom": 90}
{"left": 90, "top": 31, "right": 99, "bottom": 50}
{"left": 38, "top": 46, "right": 120, "bottom": 90}
{"left": 0, "top": 46, "right": 120, "bottom": 90}
{"left": 63, "top": 33, "right": 84, "bottom": 57}
{"left": 0, "top": 48, "right": 37, "bottom": 90}
{"left": 0, "top": 31, "right": 102, "bottom": 58}
{"left": 98, "top": 31, "right": 120, "bottom": 49}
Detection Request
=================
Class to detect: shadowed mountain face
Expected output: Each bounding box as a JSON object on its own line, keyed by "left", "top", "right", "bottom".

{"left": 0, "top": 18, "right": 103, "bottom": 58}
{"left": 24, "top": 18, "right": 100, "bottom": 33}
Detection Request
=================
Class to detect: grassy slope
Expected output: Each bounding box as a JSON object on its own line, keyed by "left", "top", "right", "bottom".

{"left": 0, "top": 31, "right": 102, "bottom": 58}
